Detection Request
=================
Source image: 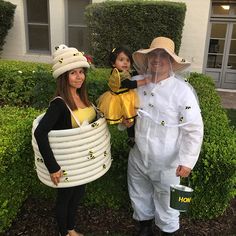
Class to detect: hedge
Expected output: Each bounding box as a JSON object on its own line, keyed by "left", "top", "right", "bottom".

{"left": 0, "top": 60, "right": 51, "bottom": 107}
{"left": 0, "top": 106, "right": 41, "bottom": 232}
{"left": 0, "top": 106, "right": 130, "bottom": 233}
{"left": 0, "top": 60, "right": 110, "bottom": 109}
{"left": 0, "top": 0, "right": 16, "bottom": 53}
{"left": 186, "top": 73, "right": 236, "bottom": 219}
{"left": 85, "top": 0, "right": 186, "bottom": 66}
{"left": 0, "top": 60, "right": 235, "bottom": 232}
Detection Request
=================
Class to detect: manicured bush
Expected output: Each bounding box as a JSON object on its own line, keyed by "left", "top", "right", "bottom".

{"left": 85, "top": 0, "right": 186, "bottom": 66}
{"left": 0, "top": 60, "right": 235, "bottom": 232}
{"left": 185, "top": 73, "right": 236, "bottom": 219}
{"left": 0, "top": 60, "right": 110, "bottom": 108}
{"left": 0, "top": 0, "right": 16, "bottom": 53}
{"left": 0, "top": 106, "right": 41, "bottom": 232}
{"left": 30, "top": 66, "right": 110, "bottom": 109}
{"left": 0, "top": 60, "right": 51, "bottom": 107}
{"left": 0, "top": 106, "right": 130, "bottom": 233}
{"left": 30, "top": 66, "right": 55, "bottom": 109}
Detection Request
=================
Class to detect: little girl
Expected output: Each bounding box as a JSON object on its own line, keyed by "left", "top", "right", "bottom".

{"left": 97, "top": 47, "right": 148, "bottom": 132}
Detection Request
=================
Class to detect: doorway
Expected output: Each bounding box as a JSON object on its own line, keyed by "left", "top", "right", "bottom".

{"left": 205, "top": 2, "right": 236, "bottom": 89}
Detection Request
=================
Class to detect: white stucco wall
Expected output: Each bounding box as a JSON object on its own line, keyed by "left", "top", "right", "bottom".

{"left": 1, "top": 0, "right": 28, "bottom": 61}
{"left": 1, "top": 0, "right": 66, "bottom": 63}
{"left": 2, "top": 0, "right": 211, "bottom": 72}
{"left": 165, "top": 0, "right": 211, "bottom": 73}
{"left": 49, "top": 0, "right": 66, "bottom": 59}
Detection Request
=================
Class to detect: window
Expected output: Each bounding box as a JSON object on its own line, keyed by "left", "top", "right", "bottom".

{"left": 207, "top": 23, "right": 227, "bottom": 68}
{"left": 25, "top": 0, "right": 50, "bottom": 53}
{"left": 228, "top": 24, "right": 236, "bottom": 69}
{"left": 211, "top": 1, "right": 236, "bottom": 17}
{"left": 206, "top": 1, "right": 236, "bottom": 69}
{"left": 67, "top": 0, "right": 91, "bottom": 52}
{"left": 205, "top": 1, "right": 236, "bottom": 89}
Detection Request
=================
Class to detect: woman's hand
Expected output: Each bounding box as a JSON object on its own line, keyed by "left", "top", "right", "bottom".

{"left": 50, "top": 169, "right": 63, "bottom": 186}
{"left": 176, "top": 165, "right": 191, "bottom": 177}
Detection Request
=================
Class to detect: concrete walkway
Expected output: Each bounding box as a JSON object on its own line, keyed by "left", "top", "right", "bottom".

{"left": 217, "top": 90, "right": 236, "bottom": 109}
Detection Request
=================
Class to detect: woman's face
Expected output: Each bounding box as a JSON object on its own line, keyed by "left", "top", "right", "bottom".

{"left": 147, "top": 49, "right": 171, "bottom": 76}
{"left": 113, "top": 52, "right": 131, "bottom": 72}
{"left": 68, "top": 68, "right": 85, "bottom": 90}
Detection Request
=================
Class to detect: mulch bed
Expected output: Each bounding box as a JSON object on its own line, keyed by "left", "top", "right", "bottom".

{"left": 1, "top": 197, "right": 235, "bottom": 236}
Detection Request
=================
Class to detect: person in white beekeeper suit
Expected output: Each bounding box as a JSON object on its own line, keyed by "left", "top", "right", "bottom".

{"left": 127, "top": 37, "right": 204, "bottom": 236}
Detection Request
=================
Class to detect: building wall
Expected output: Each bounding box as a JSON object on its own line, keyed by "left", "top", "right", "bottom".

{"left": 1, "top": 0, "right": 29, "bottom": 61}
{"left": 1, "top": 0, "right": 66, "bottom": 63}
{"left": 161, "top": 0, "right": 211, "bottom": 73}
{"left": 2, "top": 0, "right": 211, "bottom": 72}
{"left": 49, "top": 0, "right": 66, "bottom": 58}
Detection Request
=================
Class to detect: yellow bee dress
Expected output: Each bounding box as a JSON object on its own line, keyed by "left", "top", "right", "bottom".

{"left": 97, "top": 68, "right": 139, "bottom": 124}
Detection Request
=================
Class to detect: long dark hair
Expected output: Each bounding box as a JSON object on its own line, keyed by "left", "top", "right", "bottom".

{"left": 54, "top": 69, "right": 91, "bottom": 110}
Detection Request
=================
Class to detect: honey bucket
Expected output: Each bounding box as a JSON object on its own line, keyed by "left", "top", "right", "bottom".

{"left": 170, "top": 184, "right": 193, "bottom": 212}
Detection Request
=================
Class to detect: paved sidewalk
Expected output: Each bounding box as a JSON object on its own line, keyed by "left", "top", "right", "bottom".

{"left": 217, "top": 90, "right": 236, "bottom": 109}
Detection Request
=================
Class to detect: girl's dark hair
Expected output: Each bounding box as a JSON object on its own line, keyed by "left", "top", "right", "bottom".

{"left": 54, "top": 68, "right": 91, "bottom": 110}
{"left": 109, "top": 46, "right": 133, "bottom": 68}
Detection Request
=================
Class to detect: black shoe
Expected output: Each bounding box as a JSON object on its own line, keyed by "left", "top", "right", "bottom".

{"left": 137, "top": 220, "right": 154, "bottom": 236}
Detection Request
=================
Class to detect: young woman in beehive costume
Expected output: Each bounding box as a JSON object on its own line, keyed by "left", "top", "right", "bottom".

{"left": 33, "top": 45, "right": 111, "bottom": 236}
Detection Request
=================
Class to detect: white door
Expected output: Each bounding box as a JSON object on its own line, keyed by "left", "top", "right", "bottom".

{"left": 205, "top": 2, "right": 236, "bottom": 89}
{"left": 205, "top": 22, "right": 236, "bottom": 89}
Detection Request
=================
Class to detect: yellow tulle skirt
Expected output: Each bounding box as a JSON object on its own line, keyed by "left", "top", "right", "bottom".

{"left": 97, "top": 89, "right": 139, "bottom": 124}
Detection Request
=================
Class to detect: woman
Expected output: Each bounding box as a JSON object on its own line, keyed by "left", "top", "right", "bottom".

{"left": 34, "top": 45, "right": 96, "bottom": 236}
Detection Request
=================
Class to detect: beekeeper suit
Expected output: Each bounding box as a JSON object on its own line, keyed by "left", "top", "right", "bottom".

{"left": 127, "top": 37, "right": 204, "bottom": 236}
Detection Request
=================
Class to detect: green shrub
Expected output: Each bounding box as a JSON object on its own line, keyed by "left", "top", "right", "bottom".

{"left": 0, "top": 60, "right": 235, "bottom": 231}
{"left": 0, "top": 106, "right": 130, "bottom": 233}
{"left": 0, "top": 106, "right": 41, "bottom": 232}
{"left": 31, "top": 66, "right": 110, "bottom": 108}
{"left": 0, "top": 60, "right": 51, "bottom": 107}
{"left": 85, "top": 0, "right": 186, "bottom": 66}
{"left": 87, "top": 68, "right": 110, "bottom": 103}
{"left": 185, "top": 73, "right": 236, "bottom": 219}
{"left": 30, "top": 66, "right": 110, "bottom": 109}
{"left": 0, "top": 60, "right": 110, "bottom": 108}
{"left": 30, "top": 66, "right": 55, "bottom": 109}
{"left": 0, "top": 0, "right": 16, "bottom": 53}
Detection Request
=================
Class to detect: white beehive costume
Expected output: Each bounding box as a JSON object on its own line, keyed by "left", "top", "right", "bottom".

{"left": 32, "top": 114, "right": 112, "bottom": 188}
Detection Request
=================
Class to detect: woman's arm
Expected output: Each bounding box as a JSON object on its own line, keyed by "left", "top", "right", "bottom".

{"left": 34, "top": 98, "right": 66, "bottom": 174}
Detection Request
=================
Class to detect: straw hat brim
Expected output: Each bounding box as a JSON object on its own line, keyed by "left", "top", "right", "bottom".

{"left": 133, "top": 47, "right": 190, "bottom": 74}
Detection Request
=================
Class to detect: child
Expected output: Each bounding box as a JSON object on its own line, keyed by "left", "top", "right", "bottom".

{"left": 97, "top": 47, "right": 149, "bottom": 145}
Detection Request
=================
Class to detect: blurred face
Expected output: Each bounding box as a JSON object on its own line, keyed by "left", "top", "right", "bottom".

{"left": 113, "top": 52, "right": 131, "bottom": 71}
{"left": 68, "top": 68, "right": 85, "bottom": 90}
{"left": 147, "top": 49, "right": 171, "bottom": 76}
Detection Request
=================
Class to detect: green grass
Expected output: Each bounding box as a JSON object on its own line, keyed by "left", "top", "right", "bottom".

{"left": 226, "top": 109, "right": 236, "bottom": 127}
